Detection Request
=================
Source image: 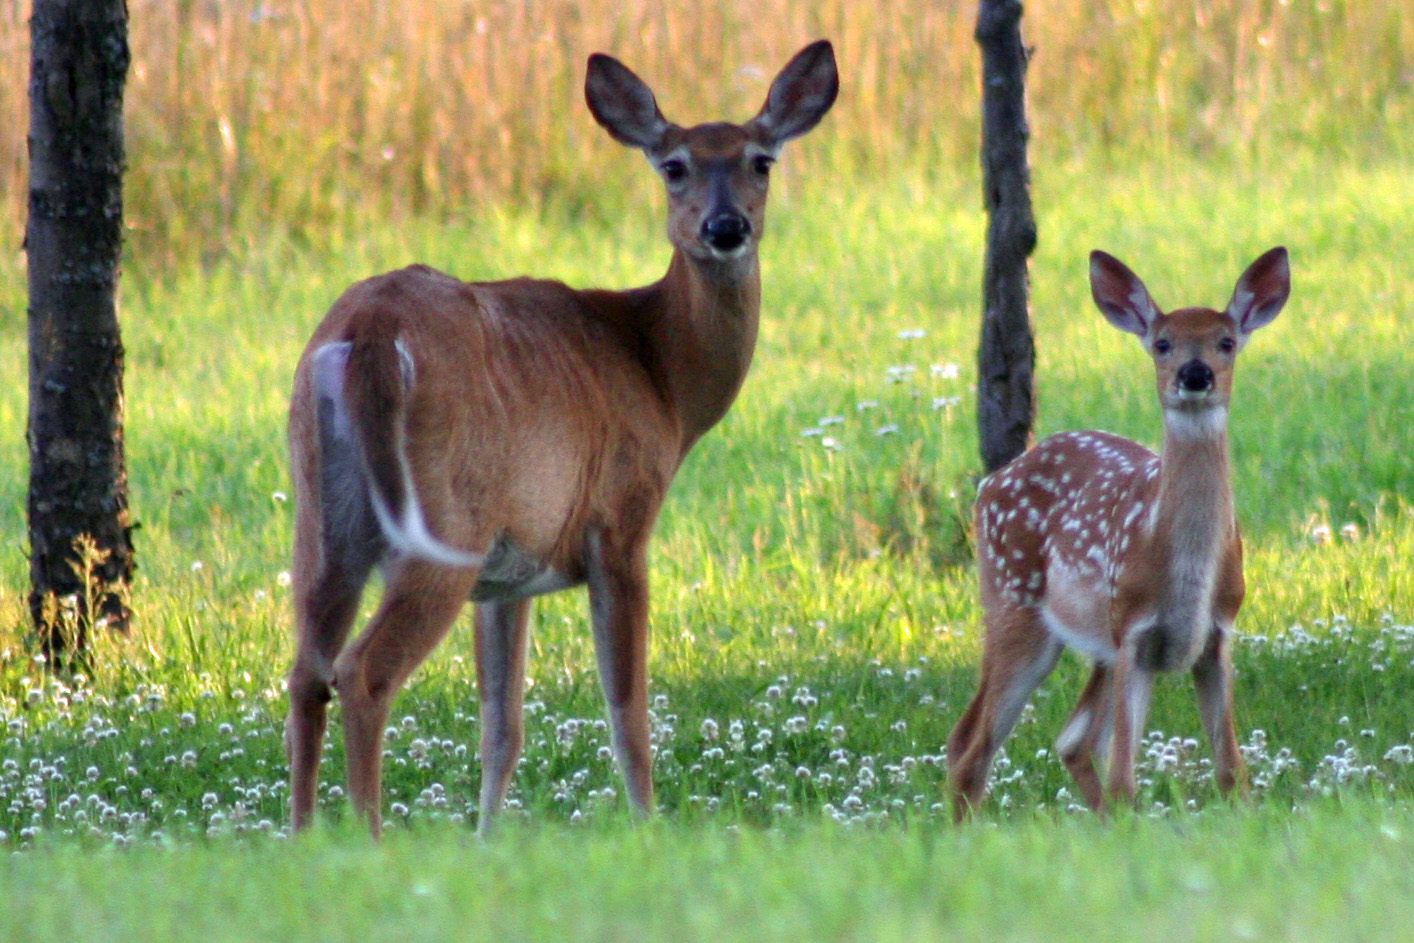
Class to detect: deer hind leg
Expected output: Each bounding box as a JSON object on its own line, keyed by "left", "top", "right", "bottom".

{"left": 474, "top": 598, "right": 532, "bottom": 835}
{"left": 287, "top": 564, "right": 369, "bottom": 831}
{"left": 586, "top": 528, "right": 654, "bottom": 820}
{"left": 947, "top": 606, "right": 1062, "bottom": 821}
{"left": 1054, "top": 663, "right": 1112, "bottom": 812}
{"left": 1192, "top": 625, "right": 1247, "bottom": 797}
{"left": 333, "top": 561, "right": 478, "bottom": 836}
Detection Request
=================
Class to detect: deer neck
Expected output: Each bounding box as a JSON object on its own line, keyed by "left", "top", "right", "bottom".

{"left": 642, "top": 248, "right": 762, "bottom": 452}
{"left": 1149, "top": 406, "right": 1236, "bottom": 629}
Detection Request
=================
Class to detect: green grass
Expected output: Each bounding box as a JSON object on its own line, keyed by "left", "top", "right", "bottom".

{"left": 7, "top": 806, "right": 1414, "bottom": 942}
{"left": 2, "top": 143, "right": 1414, "bottom": 937}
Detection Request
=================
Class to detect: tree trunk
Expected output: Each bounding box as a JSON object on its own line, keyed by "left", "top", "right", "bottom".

{"left": 27, "top": 0, "right": 134, "bottom": 657}
{"left": 975, "top": 0, "right": 1038, "bottom": 474}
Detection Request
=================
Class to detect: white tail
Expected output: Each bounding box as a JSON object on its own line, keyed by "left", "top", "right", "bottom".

{"left": 285, "top": 42, "right": 838, "bottom": 836}
{"left": 948, "top": 247, "right": 1290, "bottom": 819}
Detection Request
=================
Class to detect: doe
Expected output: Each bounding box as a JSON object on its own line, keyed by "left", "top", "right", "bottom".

{"left": 285, "top": 42, "right": 838, "bottom": 835}
{"left": 948, "top": 247, "right": 1290, "bottom": 819}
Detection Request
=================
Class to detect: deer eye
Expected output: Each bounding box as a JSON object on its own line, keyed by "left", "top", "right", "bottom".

{"left": 659, "top": 159, "right": 688, "bottom": 183}
{"left": 1218, "top": 336, "right": 1237, "bottom": 353}
{"left": 752, "top": 154, "right": 775, "bottom": 176}
{"left": 1153, "top": 338, "right": 1173, "bottom": 355}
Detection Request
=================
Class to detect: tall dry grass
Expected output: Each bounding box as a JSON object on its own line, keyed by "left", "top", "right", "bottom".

{"left": 1, "top": 0, "right": 1410, "bottom": 268}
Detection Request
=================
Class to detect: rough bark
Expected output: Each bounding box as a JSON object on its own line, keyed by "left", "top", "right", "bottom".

{"left": 976, "top": 0, "right": 1038, "bottom": 474}
{"left": 27, "top": 0, "right": 134, "bottom": 656}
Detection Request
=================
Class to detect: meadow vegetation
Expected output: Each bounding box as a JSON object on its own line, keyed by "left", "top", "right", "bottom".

{"left": 1, "top": 0, "right": 1413, "bottom": 939}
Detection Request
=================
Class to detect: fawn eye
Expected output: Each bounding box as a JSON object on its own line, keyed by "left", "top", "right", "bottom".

{"left": 1153, "top": 338, "right": 1173, "bottom": 355}
{"left": 1218, "top": 336, "right": 1237, "bottom": 353}
{"left": 752, "top": 154, "right": 775, "bottom": 176}
{"left": 660, "top": 159, "right": 688, "bottom": 183}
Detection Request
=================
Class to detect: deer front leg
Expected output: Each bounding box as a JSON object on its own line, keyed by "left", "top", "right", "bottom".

{"left": 1104, "top": 647, "right": 1154, "bottom": 806}
{"left": 475, "top": 598, "right": 532, "bottom": 835}
{"left": 586, "top": 528, "right": 654, "bottom": 819}
{"left": 1193, "top": 624, "right": 1247, "bottom": 797}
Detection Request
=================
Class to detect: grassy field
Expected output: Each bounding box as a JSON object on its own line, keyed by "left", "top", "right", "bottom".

{"left": 2, "top": 154, "right": 1413, "bottom": 937}
{"left": 2, "top": 0, "right": 1414, "bottom": 939}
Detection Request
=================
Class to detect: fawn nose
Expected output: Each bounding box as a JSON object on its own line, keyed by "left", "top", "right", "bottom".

{"left": 702, "top": 213, "right": 751, "bottom": 252}
{"left": 1177, "top": 359, "right": 1215, "bottom": 394}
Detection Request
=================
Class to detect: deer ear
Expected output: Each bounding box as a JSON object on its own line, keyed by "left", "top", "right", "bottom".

{"left": 585, "top": 53, "right": 670, "bottom": 151}
{"left": 750, "top": 40, "right": 839, "bottom": 149}
{"left": 1090, "top": 250, "right": 1161, "bottom": 338}
{"left": 1228, "top": 246, "right": 1290, "bottom": 337}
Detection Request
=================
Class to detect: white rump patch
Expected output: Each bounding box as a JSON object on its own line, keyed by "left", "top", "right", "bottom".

{"left": 314, "top": 339, "right": 483, "bottom": 570}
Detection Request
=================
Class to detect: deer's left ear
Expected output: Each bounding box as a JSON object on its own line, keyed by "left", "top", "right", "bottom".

{"left": 1228, "top": 246, "right": 1290, "bottom": 337}
{"left": 749, "top": 40, "right": 839, "bottom": 150}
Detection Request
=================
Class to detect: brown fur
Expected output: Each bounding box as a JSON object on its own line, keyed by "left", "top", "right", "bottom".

{"left": 948, "top": 247, "right": 1290, "bottom": 820}
{"left": 285, "top": 43, "right": 838, "bottom": 836}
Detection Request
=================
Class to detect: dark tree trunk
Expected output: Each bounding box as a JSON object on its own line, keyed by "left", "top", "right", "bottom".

{"left": 26, "top": 0, "right": 134, "bottom": 657}
{"left": 975, "top": 0, "right": 1038, "bottom": 474}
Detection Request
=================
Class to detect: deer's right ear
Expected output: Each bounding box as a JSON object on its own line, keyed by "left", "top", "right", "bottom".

{"left": 1090, "top": 250, "right": 1161, "bottom": 338}
{"left": 585, "top": 54, "right": 670, "bottom": 151}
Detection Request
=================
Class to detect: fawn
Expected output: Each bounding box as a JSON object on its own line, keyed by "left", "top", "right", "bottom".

{"left": 948, "top": 247, "right": 1290, "bottom": 818}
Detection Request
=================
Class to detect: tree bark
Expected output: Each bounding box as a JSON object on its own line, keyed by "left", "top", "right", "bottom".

{"left": 976, "top": 0, "right": 1037, "bottom": 474}
{"left": 27, "top": 0, "right": 134, "bottom": 656}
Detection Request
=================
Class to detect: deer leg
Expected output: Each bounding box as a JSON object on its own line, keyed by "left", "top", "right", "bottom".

{"left": 1055, "top": 663, "right": 1111, "bottom": 812}
{"left": 474, "top": 597, "right": 532, "bottom": 835}
{"left": 333, "top": 562, "right": 477, "bottom": 837}
{"left": 947, "top": 607, "right": 1062, "bottom": 821}
{"left": 586, "top": 529, "right": 654, "bottom": 819}
{"left": 1104, "top": 648, "right": 1154, "bottom": 805}
{"left": 287, "top": 561, "right": 371, "bottom": 831}
{"left": 1193, "top": 625, "right": 1247, "bottom": 797}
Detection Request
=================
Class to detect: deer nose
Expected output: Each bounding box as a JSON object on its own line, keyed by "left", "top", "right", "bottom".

{"left": 702, "top": 213, "right": 751, "bottom": 252}
{"left": 1177, "top": 359, "right": 1215, "bottom": 393}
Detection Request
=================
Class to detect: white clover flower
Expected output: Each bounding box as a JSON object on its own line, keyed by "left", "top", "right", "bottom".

{"left": 1310, "top": 524, "right": 1333, "bottom": 545}
{"left": 1384, "top": 745, "right": 1414, "bottom": 765}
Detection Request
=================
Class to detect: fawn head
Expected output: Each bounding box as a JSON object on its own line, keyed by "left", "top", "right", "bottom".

{"left": 1090, "top": 247, "right": 1290, "bottom": 417}
{"left": 585, "top": 41, "right": 838, "bottom": 264}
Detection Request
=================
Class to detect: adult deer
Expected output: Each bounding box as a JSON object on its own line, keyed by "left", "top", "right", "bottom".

{"left": 948, "top": 247, "right": 1290, "bottom": 819}
{"left": 285, "top": 42, "right": 838, "bottom": 835}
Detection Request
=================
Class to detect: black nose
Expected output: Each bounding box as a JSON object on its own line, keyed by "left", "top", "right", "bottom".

{"left": 1177, "top": 359, "right": 1214, "bottom": 393}
{"left": 702, "top": 214, "right": 750, "bottom": 252}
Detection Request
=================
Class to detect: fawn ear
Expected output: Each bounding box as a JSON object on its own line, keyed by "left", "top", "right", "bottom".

{"left": 750, "top": 40, "right": 839, "bottom": 150}
{"left": 1090, "top": 250, "right": 1161, "bottom": 338}
{"left": 1228, "top": 246, "right": 1290, "bottom": 338}
{"left": 585, "top": 53, "right": 671, "bottom": 151}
